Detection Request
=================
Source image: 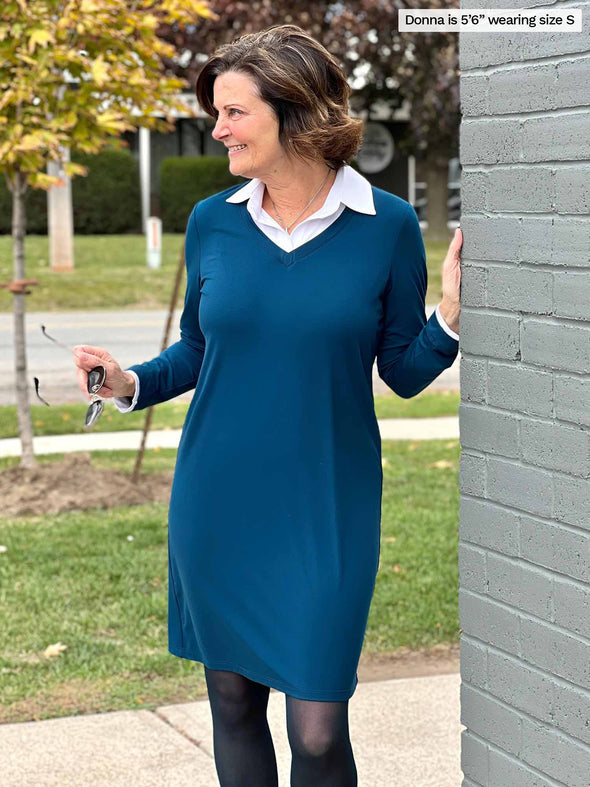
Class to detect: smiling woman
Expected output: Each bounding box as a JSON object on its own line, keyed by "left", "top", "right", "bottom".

{"left": 73, "top": 23, "right": 461, "bottom": 787}
{"left": 194, "top": 27, "right": 366, "bottom": 236}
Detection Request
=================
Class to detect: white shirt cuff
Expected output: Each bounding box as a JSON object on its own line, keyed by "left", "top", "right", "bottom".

{"left": 113, "top": 369, "right": 140, "bottom": 412}
{"left": 435, "top": 303, "right": 460, "bottom": 341}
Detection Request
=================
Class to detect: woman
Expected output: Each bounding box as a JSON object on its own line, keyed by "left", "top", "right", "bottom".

{"left": 74, "top": 24, "right": 462, "bottom": 787}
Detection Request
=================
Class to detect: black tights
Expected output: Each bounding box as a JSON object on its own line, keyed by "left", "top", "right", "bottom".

{"left": 204, "top": 667, "right": 358, "bottom": 786}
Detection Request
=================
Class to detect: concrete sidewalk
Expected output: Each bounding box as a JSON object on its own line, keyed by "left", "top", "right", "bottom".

{"left": 0, "top": 672, "right": 464, "bottom": 786}
{"left": 0, "top": 416, "right": 459, "bottom": 457}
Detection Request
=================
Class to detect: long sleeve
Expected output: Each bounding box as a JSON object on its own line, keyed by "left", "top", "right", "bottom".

{"left": 112, "top": 369, "right": 140, "bottom": 412}
{"left": 124, "top": 205, "right": 206, "bottom": 411}
{"left": 376, "top": 204, "right": 459, "bottom": 399}
{"left": 435, "top": 303, "right": 460, "bottom": 341}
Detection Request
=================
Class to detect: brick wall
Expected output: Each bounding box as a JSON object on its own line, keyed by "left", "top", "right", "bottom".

{"left": 458, "top": 2, "right": 590, "bottom": 784}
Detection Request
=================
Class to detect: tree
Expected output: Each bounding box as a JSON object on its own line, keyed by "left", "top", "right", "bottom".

{"left": 0, "top": 0, "right": 216, "bottom": 468}
{"left": 155, "top": 0, "right": 460, "bottom": 240}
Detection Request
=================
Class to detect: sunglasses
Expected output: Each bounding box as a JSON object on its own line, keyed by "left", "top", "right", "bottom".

{"left": 34, "top": 325, "right": 106, "bottom": 430}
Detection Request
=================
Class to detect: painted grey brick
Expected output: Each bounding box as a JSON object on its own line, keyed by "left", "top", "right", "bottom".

{"left": 487, "top": 650, "right": 554, "bottom": 725}
{"left": 460, "top": 497, "right": 519, "bottom": 556}
{"left": 462, "top": 729, "right": 489, "bottom": 785}
{"left": 557, "top": 57, "right": 590, "bottom": 109}
{"left": 460, "top": 215, "right": 521, "bottom": 262}
{"left": 461, "top": 170, "right": 488, "bottom": 212}
{"left": 460, "top": 4, "right": 590, "bottom": 68}
{"left": 462, "top": 780, "right": 484, "bottom": 787}
{"left": 487, "top": 362, "right": 552, "bottom": 418}
{"left": 520, "top": 418, "right": 590, "bottom": 478}
{"left": 460, "top": 452, "right": 487, "bottom": 497}
{"left": 554, "top": 374, "right": 590, "bottom": 428}
{"left": 488, "top": 167, "right": 554, "bottom": 213}
{"left": 460, "top": 118, "right": 522, "bottom": 165}
{"left": 487, "top": 457, "right": 553, "bottom": 518}
{"left": 519, "top": 517, "right": 552, "bottom": 575}
{"left": 488, "top": 748, "right": 562, "bottom": 787}
{"left": 522, "top": 113, "right": 590, "bottom": 163}
{"left": 554, "top": 475, "right": 590, "bottom": 531}
{"left": 460, "top": 310, "right": 520, "bottom": 360}
{"left": 460, "top": 543, "right": 488, "bottom": 594}
{"left": 520, "top": 515, "right": 590, "bottom": 584}
{"left": 521, "top": 716, "right": 590, "bottom": 786}
{"left": 461, "top": 0, "right": 565, "bottom": 12}
{"left": 488, "top": 64, "right": 557, "bottom": 115}
{"left": 460, "top": 357, "right": 487, "bottom": 404}
{"left": 459, "top": 6, "right": 590, "bottom": 782}
{"left": 461, "top": 265, "right": 486, "bottom": 308}
{"left": 521, "top": 616, "right": 590, "bottom": 690}
{"left": 522, "top": 319, "right": 590, "bottom": 373}
{"left": 486, "top": 554, "right": 553, "bottom": 622}
{"left": 553, "top": 271, "right": 590, "bottom": 321}
{"left": 555, "top": 166, "right": 590, "bottom": 214}
{"left": 460, "top": 75, "right": 489, "bottom": 117}
{"left": 553, "top": 218, "right": 590, "bottom": 267}
{"left": 486, "top": 265, "right": 552, "bottom": 314}
{"left": 459, "top": 589, "right": 521, "bottom": 654}
{"left": 521, "top": 217, "right": 590, "bottom": 267}
{"left": 461, "top": 683, "right": 522, "bottom": 756}
{"left": 553, "top": 682, "right": 590, "bottom": 747}
{"left": 553, "top": 577, "right": 590, "bottom": 639}
{"left": 459, "top": 404, "right": 520, "bottom": 458}
{"left": 460, "top": 636, "right": 488, "bottom": 690}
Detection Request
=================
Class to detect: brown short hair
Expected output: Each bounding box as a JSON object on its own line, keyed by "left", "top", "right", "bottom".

{"left": 195, "top": 24, "right": 364, "bottom": 171}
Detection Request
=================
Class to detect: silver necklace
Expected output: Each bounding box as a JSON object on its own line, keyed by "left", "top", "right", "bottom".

{"left": 268, "top": 168, "right": 332, "bottom": 233}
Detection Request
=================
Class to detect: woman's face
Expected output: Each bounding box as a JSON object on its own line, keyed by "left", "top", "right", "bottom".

{"left": 211, "top": 70, "right": 287, "bottom": 179}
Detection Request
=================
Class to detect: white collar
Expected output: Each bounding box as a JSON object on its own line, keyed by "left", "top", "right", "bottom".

{"left": 225, "top": 163, "right": 376, "bottom": 217}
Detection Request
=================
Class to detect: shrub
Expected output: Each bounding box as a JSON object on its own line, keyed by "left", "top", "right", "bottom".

{"left": 0, "top": 147, "right": 141, "bottom": 234}
{"left": 160, "top": 157, "right": 244, "bottom": 232}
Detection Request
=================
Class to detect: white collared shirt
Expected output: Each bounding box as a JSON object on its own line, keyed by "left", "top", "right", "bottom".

{"left": 225, "top": 162, "right": 375, "bottom": 252}
{"left": 114, "top": 164, "right": 458, "bottom": 412}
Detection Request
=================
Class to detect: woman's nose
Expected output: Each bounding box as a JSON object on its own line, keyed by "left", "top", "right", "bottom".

{"left": 212, "top": 116, "right": 228, "bottom": 140}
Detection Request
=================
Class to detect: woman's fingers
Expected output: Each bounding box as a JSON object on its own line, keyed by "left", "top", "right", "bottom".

{"left": 76, "top": 366, "right": 90, "bottom": 400}
{"left": 73, "top": 345, "right": 111, "bottom": 371}
{"left": 72, "top": 345, "right": 126, "bottom": 398}
{"left": 441, "top": 228, "right": 463, "bottom": 306}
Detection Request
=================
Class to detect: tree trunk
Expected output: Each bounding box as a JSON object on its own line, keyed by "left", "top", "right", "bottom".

{"left": 47, "top": 147, "right": 75, "bottom": 271}
{"left": 423, "top": 153, "right": 451, "bottom": 243}
{"left": 12, "top": 169, "right": 36, "bottom": 467}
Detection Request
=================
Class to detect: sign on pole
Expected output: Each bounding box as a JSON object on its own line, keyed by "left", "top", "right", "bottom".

{"left": 146, "top": 217, "right": 162, "bottom": 269}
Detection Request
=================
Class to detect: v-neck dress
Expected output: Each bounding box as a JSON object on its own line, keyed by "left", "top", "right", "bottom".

{"left": 127, "top": 182, "right": 459, "bottom": 701}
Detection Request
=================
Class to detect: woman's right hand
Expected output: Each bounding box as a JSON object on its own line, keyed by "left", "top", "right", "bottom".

{"left": 73, "top": 345, "right": 136, "bottom": 400}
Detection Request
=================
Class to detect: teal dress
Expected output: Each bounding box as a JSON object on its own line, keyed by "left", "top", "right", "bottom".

{"left": 128, "top": 184, "right": 459, "bottom": 701}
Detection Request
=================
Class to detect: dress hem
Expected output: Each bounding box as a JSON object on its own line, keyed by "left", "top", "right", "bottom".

{"left": 168, "top": 644, "right": 358, "bottom": 702}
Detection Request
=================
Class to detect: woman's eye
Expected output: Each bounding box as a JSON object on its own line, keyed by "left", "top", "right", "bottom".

{"left": 229, "top": 108, "right": 242, "bottom": 117}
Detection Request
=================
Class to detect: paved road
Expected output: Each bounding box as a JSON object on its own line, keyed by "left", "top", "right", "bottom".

{"left": 0, "top": 306, "right": 460, "bottom": 406}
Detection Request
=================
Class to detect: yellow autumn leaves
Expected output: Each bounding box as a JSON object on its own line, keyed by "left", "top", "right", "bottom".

{"left": 1, "top": 0, "right": 214, "bottom": 188}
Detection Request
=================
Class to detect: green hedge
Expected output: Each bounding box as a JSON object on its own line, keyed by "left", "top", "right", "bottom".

{"left": 160, "top": 155, "right": 361, "bottom": 233}
{"left": 0, "top": 148, "right": 141, "bottom": 235}
{"left": 160, "top": 156, "right": 245, "bottom": 232}
{"left": 0, "top": 176, "right": 47, "bottom": 234}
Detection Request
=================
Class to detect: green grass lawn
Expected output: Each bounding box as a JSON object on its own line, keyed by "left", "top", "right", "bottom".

{"left": 0, "top": 234, "right": 450, "bottom": 312}
{"left": 0, "top": 439, "right": 460, "bottom": 722}
{"left": 0, "top": 390, "right": 459, "bottom": 440}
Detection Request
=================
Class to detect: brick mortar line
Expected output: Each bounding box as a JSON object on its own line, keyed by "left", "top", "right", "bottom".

{"left": 461, "top": 587, "right": 590, "bottom": 647}
{"left": 463, "top": 727, "right": 568, "bottom": 787}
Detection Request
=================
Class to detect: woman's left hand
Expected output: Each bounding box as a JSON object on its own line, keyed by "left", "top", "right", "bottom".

{"left": 439, "top": 227, "right": 462, "bottom": 335}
